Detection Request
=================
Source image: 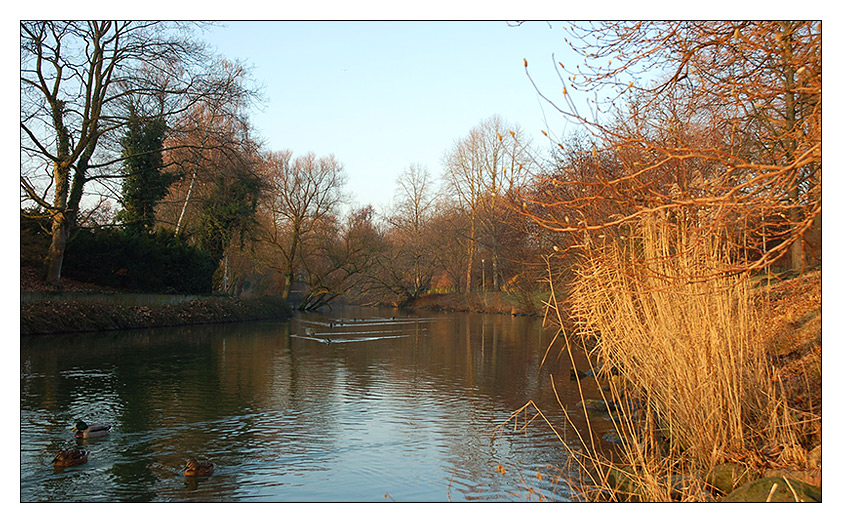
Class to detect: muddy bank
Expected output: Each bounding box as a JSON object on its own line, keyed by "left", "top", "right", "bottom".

{"left": 20, "top": 295, "right": 292, "bottom": 336}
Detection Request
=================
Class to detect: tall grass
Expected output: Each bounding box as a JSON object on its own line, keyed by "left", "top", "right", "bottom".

{"left": 562, "top": 214, "right": 805, "bottom": 500}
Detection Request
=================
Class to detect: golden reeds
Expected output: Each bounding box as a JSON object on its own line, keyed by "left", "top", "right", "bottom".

{"left": 558, "top": 214, "right": 806, "bottom": 500}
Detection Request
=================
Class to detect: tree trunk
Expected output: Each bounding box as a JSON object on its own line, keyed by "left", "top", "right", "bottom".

{"left": 789, "top": 186, "right": 804, "bottom": 273}
{"left": 492, "top": 252, "right": 499, "bottom": 291}
{"left": 44, "top": 103, "right": 73, "bottom": 286}
{"left": 782, "top": 23, "right": 803, "bottom": 273}
{"left": 45, "top": 214, "right": 69, "bottom": 285}
{"left": 465, "top": 216, "right": 476, "bottom": 293}
{"left": 790, "top": 233, "right": 804, "bottom": 272}
{"left": 281, "top": 271, "right": 293, "bottom": 301}
{"left": 804, "top": 166, "right": 822, "bottom": 267}
{"left": 43, "top": 109, "right": 94, "bottom": 286}
{"left": 281, "top": 229, "right": 300, "bottom": 301}
{"left": 175, "top": 169, "right": 198, "bottom": 235}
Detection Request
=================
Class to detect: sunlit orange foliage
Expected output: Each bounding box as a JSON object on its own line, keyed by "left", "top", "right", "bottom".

{"left": 519, "top": 21, "right": 821, "bottom": 274}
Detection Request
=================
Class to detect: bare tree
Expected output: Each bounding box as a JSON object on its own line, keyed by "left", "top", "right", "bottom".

{"left": 296, "top": 206, "right": 383, "bottom": 310}
{"left": 162, "top": 60, "right": 259, "bottom": 236}
{"left": 390, "top": 164, "right": 436, "bottom": 232}
{"left": 443, "top": 115, "right": 533, "bottom": 291}
{"left": 258, "top": 151, "right": 346, "bottom": 300}
{"left": 20, "top": 21, "right": 255, "bottom": 285}
{"left": 522, "top": 21, "right": 821, "bottom": 274}
{"left": 443, "top": 127, "right": 483, "bottom": 291}
{"left": 382, "top": 164, "right": 438, "bottom": 297}
{"left": 427, "top": 202, "right": 471, "bottom": 293}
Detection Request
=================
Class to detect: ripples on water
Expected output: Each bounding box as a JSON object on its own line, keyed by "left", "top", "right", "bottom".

{"left": 20, "top": 308, "right": 605, "bottom": 502}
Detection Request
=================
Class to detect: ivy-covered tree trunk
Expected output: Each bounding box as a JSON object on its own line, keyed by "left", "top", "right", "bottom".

{"left": 197, "top": 167, "right": 262, "bottom": 292}
{"left": 45, "top": 105, "right": 90, "bottom": 286}
{"left": 45, "top": 163, "right": 87, "bottom": 285}
{"left": 45, "top": 206, "right": 70, "bottom": 285}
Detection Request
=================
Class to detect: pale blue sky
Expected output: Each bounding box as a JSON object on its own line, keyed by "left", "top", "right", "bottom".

{"left": 202, "top": 21, "right": 583, "bottom": 211}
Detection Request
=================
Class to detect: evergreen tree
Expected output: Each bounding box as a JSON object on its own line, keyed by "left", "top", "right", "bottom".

{"left": 197, "top": 167, "right": 262, "bottom": 263}
{"left": 118, "top": 108, "right": 171, "bottom": 233}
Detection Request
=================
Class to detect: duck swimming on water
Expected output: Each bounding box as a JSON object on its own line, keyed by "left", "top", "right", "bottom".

{"left": 184, "top": 458, "right": 215, "bottom": 477}
{"left": 72, "top": 420, "right": 111, "bottom": 439}
{"left": 52, "top": 448, "right": 90, "bottom": 467}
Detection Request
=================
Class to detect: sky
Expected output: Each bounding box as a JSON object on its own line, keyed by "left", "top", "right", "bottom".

{"left": 201, "top": 21, "right": 583, "bottom": 211}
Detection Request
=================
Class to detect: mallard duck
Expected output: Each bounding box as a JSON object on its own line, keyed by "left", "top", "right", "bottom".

{"left": 52, "top": 448, "right": 90, "bottom": 467}
{"left": 184, "top": 458, "right": 215, "bottom": 477}
{"left": 71, "top": 420, "right": 111, "bottom": 439}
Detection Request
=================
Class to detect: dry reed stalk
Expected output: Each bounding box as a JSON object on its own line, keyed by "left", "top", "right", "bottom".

{"left": 557, "top": 214, "right": 806, "bottom": 500}
{"left": 765, "top": 482, "right": 779, "bottom": 502}
{"left": 501, "top": 217, "right": 809, "bottom": 500}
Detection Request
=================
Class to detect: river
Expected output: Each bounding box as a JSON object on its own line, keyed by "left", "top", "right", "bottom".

{"left": 20, "top": 306, "right": 609, "bottom": 502}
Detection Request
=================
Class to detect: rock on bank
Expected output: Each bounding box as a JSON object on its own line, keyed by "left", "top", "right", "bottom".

{"left": 20, "top": 295, "right": 292, "bottom": 335}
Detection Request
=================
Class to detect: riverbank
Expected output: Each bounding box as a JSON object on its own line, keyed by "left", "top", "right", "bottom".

{"left": 20, "top": 267, "right": 292, "bottom": 336}
{"left": 401, "top": 290, "right": 543, "bottom": 317}
{"left": 21, "top": 295, "right": 292, "bottom": 336}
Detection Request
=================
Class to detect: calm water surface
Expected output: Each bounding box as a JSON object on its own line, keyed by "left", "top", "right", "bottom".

{"left": 20, "top": 307, "right": 607, "bottom": 502}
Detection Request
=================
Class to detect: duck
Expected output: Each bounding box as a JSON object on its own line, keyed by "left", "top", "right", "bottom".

{"left": 184, "top": 458, "right": 215, "bottom": 477}
{"left": 71, "top": 420, "right": 111, "bottom": 439}
{"left": 52, "top": 448, "right": 90, "bottom": 467}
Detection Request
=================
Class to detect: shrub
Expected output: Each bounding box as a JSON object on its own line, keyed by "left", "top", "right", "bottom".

{"left": 20, "top": 211, "right": 52, "bottom": 267}
{"left": 63, "top": 228, "right": 215, "bottom": 294}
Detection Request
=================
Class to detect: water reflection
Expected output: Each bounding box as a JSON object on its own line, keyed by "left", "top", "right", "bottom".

{"left": 21, "top": 307, "right": 608, "bottom": 502}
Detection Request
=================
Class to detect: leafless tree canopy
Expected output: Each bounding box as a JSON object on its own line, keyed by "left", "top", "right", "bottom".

{"left": 521, "top": 21, "right": 821, "bottom": 274}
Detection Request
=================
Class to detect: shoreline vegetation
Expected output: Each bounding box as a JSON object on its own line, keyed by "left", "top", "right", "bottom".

{"left": 401, "top": 290, "right": 543, "bottom": 317}
{"left": 19, "top": 272, "right": 545, "bottom": 338}
{"left": 534, "top": 217, "right": 821, "bottom": 502}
